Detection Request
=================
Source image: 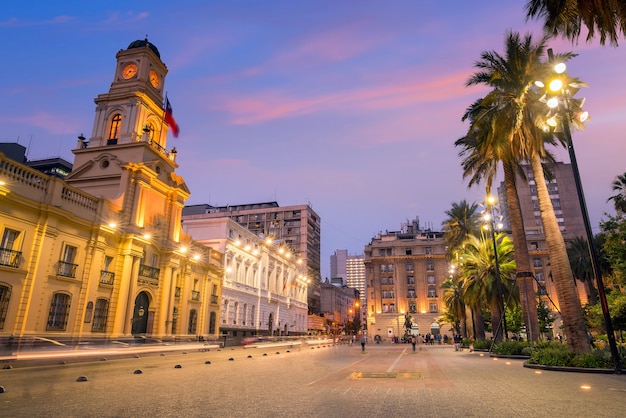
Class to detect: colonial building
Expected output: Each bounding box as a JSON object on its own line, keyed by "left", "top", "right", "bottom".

{"left": 182, "top": 202, "right": 322, "bottom": 314}
{"left": 364, "top": 218, "right": 449, "bottom": 340}
{"left": 0, "top": 39, "right": 222, "bottom": 344}
{"left": 181, "top": 216, "right": 308, "bottom": 339}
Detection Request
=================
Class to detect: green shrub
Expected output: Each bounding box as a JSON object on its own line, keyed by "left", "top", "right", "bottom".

{"left": 492, "top": 340, "right": 531, "bottom": 356}
{"left": 571, "top": 352, "right": 610, "bottom": 368}
{"left": 472, "top": 339, "right": 491, "bottom": 350}
{"left": 528, "top": 345, "right": 574, "bottom": 366}
{"left": 521, "top": 346, "right": 533, "bottom": 356}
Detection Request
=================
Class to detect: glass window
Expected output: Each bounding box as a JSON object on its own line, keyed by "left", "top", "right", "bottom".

{"left": 425, "top": 247, "right": 432, "bottom": 255}
{"left": 406, "top": 262, "right": 414, "bottom": 272}
{"left": 47, "top": 293, "right": 71, "bottom": 330}
{"left": 429, "top": 303, "right": 438, "bottom": 313}
{"left": 405, "top": 248, "right": 412, "bottom": 255}
{"left": 1, "top": 228, "right": 20, "bottom": 249}
{"left": 0, "top": 283, "right": 11, "bottom": 329}
{"left": 108, "top": 114, "right": 122, "bottom": 140}
{"left": 427, "top": 285, "right": 437, "bottom": 298}
{"left": 188, "top": 309, "right": 198, "bottom": 334}
{"left": 426, "top": 260, "right": 434, "bottom": 271}
{"left": 92, "top": 298, "right": 109, "bottom": 332}
{"left": 407, "top": 276, "right": 415, "bottom": 285}
{"left": 427, "top": 275, "right": 435, "bottom": 284}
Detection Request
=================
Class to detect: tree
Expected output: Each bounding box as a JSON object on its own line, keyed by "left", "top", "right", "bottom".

{"left": 461, "top": 31, "right": 591, "bottom": 353}
{"left": 526, "top": 0, "right": 626, "bottom": 46}
{"left": 441, "top": 276, "right": 467, "bottom": 337}
{"left": 457, "top": 232, "right": 517, "bottom": 343}
{"left": 458, "top": 32, "right": 553, "bottom": 343}
{"left": 442, "top": 200, "right": 481, "bottom": 259}
{"left": 567, "top": 236, "right": 598, "bottom": 305}
{"left": 600, "top": 214, "right": 626, "bottom": 288}
{"left": 607, "top": 172, "right": 626, "bottom": 214}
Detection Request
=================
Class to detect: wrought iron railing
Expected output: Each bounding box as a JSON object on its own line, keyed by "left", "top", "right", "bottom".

{"left": 0, "top": 248, "right": 21, "bottom": 268}
{"left": 57, "top": 260, "right": 78, "bottom": 278}
{"left": 138, "top": 264, "right": 160, "bottom": 279}
{"left": 100, "top": 270, "right": 115, "bottom": 285}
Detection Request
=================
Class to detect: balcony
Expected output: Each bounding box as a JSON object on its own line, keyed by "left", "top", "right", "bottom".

{"left": 191, "top": 291, "right": 200, "bottom": 301}
{"left": 138, "top": 264, "right": 160, "bottom": 280}
{"left": 100, "top": 270, "right": 115, "bottom": 286}
{"left": 57, "top": 260, "right": 78, "bottom": 278}
{"left": 175, "top": 287, "right": 181, "bottom": 298}
{"left": 210, "top": 294, "right": 219, "bottom": 304}
{"left": 0, "top": 248, "right": 21, "bottom": 268}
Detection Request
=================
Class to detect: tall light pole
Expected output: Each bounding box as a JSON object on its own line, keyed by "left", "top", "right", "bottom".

{"left": 484, "top": 196, "right": 508, "bottom": 343}
{"left": 539, "top": 50, "right": 621, "bottom": 372}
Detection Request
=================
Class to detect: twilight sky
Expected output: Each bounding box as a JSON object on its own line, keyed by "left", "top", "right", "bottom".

{"left": 2, "top": 1, "right": 625, "bottom": 279}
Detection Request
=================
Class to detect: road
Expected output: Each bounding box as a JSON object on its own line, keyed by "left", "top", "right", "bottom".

{"left": 1, "top": 342, "right": 625, "bottom": 417}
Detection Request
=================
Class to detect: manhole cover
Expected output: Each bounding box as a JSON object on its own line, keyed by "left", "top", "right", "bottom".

{"left": 348, "top": 372, "right": 423, "bottom": 380}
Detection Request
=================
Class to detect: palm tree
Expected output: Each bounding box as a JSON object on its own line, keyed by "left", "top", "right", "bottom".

{"left": 568, "top": 236, "right": 598, "bottom": 305}
{"left": 461, "top": 32, "right": 591, "bottom": 353}
{"left": 458, "top": 232, "right": 517, "bottom": 343}
{"left": 526, "top": 0, "right": 626, "bottom": 46}
{"left": 442, "top": 200, "right": 481, "bottom": 256}
{"left": 458, "top": 32, "right": 549, "bottom": 343}
{"left": 607, "top": 172, "right": 626, "bottom": 214}
{"left": 441, "top": 276, "right": 468, "bottom": 337}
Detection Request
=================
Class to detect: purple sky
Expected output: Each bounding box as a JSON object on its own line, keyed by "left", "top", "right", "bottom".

{"left": 2, "top": 1, "right": 625, "bottom": 279}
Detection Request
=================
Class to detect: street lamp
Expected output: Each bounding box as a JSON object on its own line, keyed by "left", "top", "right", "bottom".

{"left": 537, "top": 49, "right": 621, "bottom": 372}
{"left": 483, "top": 196, "right": 508, "bottom": 342}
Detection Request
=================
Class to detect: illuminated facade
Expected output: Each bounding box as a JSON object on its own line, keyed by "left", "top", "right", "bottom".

{"left": 0, "top": 40, "right": 222, "bottom": 343}
{"left": 181, "top": 217, "right": 308, "bottom": 339}
{"left": 364, "top": 218, "right": 450, "bottom": 340}
{"left": 183, "top": 202, "right": 322, "bottom": 314}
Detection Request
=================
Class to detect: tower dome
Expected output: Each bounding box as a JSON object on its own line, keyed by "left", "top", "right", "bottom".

{"left": 127, "top": 38, "right": 160, "bottom": 58}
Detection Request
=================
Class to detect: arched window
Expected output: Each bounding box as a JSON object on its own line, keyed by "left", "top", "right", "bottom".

{"left": 0, "top": 283, "right": 11, "bottom": 330}
{"left": 209, "top": 312, "right": 216, "bottom": 334}
{"left": 188, "top": 309, "right": 198, "bottom": 334}
{"left": 92, "top": 298, "right": 109, "bottom": 332}
{"left": 108, "top": 114, "right": 122, "bottom": 144}
{"left": 47, "top": 292, "right": 71, "bottom": 330}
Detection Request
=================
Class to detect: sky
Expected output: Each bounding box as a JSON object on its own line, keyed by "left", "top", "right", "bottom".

{"left": 2, "top": 1, "right": 626, "bottom": 280}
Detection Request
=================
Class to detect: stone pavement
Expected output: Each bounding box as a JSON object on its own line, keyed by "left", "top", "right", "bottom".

{"left": 1, "top": 342, "right": 625, "bottom": 417}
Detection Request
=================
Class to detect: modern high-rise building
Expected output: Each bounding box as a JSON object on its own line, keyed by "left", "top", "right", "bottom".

{"left": 497, "top": 161, "right": 590, "bottom": 316}
{"left": 364, "top": 218, "right": 449, "bottom": 341}
{"left": 0, "top": 39, "right": 223, "bottom": 343}
{"left": 330, "top": 249, "right": 366, "bottom": 323}
{"left": 182, "top": 202, "right": 322, "bottom": 314}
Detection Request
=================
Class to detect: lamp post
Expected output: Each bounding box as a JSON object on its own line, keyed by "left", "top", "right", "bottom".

{"left": 539, "top": 50, "right": 621, "bottom": 372}
{"left": 483, "top": 196, "right": 508, "bottom": 342}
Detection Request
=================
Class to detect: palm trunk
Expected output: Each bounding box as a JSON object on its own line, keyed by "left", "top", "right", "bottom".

{"left": 472, "top": 305, "right": 486, "bottom": 340}
{"left": 502, "top": 161, "right": 540, "bottom": 342}
{"left": 530, "top": 156, "right": 591, "bottom": 353}
{"left": 491, "top": 299, "right": 504, "bottom": 344}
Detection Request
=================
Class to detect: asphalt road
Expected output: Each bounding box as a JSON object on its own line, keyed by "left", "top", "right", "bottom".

{"left": 1, "top": 342, "right": 625, "bottom": 417}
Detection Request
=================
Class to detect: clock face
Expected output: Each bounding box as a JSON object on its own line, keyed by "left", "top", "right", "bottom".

{"left": 149, "top": 70, "right": 160, "bottom": 88}
{"left": 122, "top": 63, "right": 138, "bottom": 79}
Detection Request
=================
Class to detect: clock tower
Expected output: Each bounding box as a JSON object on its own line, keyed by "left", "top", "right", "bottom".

{"left": 66, "top": 38, "right": 188, "bottom": 242}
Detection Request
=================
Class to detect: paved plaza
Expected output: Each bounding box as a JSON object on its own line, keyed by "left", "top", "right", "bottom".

{"left": 1, "top": 342, "right": 625, "bottom": 417}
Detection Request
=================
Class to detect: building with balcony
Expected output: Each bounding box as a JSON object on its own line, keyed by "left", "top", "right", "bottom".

{"left": 364, "top": 218, "right": 449, "bottom": 341}
{"left": 0, "top": 39, "right": 222, "bottom": 344}
{"left": 181, "top": 216, "right": 308, "bottom": 340}
{"left": 182, "top": 202, "right": 322, "bottom": 314}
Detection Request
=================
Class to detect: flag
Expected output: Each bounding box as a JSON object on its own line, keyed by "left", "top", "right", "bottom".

{"left": 164, "top": 98, "right": 180, "bottom": 137}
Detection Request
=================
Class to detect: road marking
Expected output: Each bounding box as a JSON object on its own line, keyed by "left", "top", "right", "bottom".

{"left": 387, "top": 347, "right": 407, "bottom": 372}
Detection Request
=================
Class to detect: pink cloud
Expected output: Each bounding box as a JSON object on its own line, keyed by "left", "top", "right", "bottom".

{"left": 214, "top": 70, "right": 474, "bottom": 124}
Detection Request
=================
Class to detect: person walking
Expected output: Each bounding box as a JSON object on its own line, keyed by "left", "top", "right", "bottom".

{"left": 361, "top": 335, "right": 367, "bottom": 352}
{"left": 411, "top": 335, "right": 417, "bottom": 352}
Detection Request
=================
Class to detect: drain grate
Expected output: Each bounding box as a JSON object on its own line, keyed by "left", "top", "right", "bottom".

{"left": 348, "top": 372, "right": 424, "bottom": 380}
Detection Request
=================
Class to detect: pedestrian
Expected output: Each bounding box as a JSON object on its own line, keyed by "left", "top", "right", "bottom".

{"left": 454, "top": 334, "right": 462, "bottom": 351}
{"left": 361, "top": 335, "right": 367, "bottom": 352}
{"left": 411, "top": 335, "right": 416, "bottom": 352}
